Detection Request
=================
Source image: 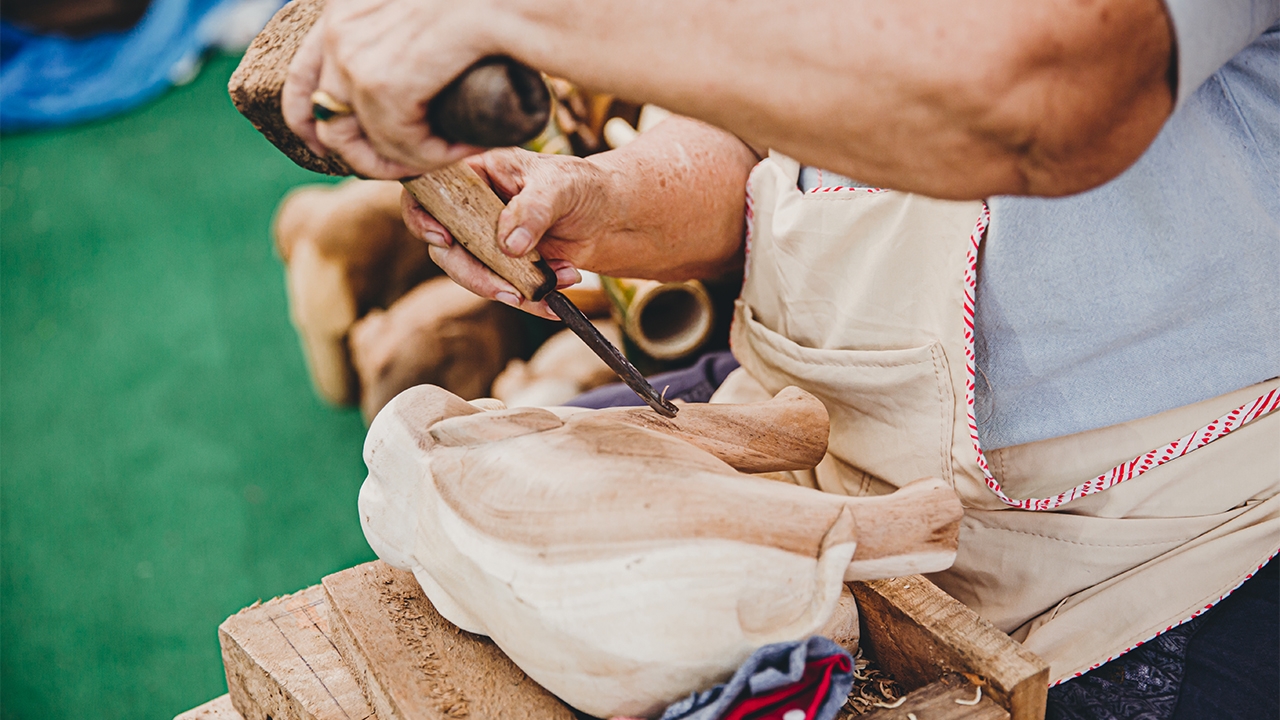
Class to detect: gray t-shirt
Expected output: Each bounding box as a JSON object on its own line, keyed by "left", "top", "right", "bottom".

{"left": 802, "top": 1, "right": 1279, "bottom": 450}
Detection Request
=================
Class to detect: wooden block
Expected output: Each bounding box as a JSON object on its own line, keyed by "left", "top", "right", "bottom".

{"left": 219, "top": 586, "right": 374, "bottom": 720}
{"left": 174, "top": 695, "right": 244, "bottom": 720}
{"left": 857, "top": 673, "right": 1008, "bottom": 720}
{"left": 322, "top": 560, "right": 576, "bottom": 720}
{"left": 229, "top": 0, "right": 346, "bottom": 176}
{"left": 851, "top": 576, "right": 1048, "bottom": 720}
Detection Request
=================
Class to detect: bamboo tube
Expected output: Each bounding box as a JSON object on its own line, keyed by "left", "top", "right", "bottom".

{"left": 601, "top": 276, "right": 714, "bottom": 360}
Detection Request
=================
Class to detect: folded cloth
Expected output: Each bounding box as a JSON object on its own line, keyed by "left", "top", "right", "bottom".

{"left": 657, "top": 637, "right": 854, "bottom": 720}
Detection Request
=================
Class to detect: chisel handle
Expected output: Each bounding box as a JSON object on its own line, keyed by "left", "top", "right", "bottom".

{"left": 402, "top": 164, "right": 558, "bottom": 301}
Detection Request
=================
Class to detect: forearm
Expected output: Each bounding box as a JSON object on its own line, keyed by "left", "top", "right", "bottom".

{"left": 488, "top": 0, "right": 1173, "bottom": 199}
{"left": 571, "top": 117, "right": 757, "bottom": 281}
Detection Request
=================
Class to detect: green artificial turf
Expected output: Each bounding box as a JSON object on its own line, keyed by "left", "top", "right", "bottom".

{"left": 1, "top": 53, "right": 376, "bottom": 719}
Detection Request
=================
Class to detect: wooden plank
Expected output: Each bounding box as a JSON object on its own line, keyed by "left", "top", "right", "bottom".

{"left": 219, "top": 585, "right": 374, "bottom": 720}
{"left": 855, "top": 673, "right": 1008, "bottom": 720}
{"left": 851, "top": 576, "right": 1048, "bottom": 720}
{"left": 323, "top": 560, "right": 576, "bottom": 720}
{"left": 174, "top": 695, "right": 244, "bottom": 720}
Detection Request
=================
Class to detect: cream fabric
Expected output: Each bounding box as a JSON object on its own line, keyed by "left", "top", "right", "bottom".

{"left": 717, "top": 152, "right": 1280, "bottom": 683}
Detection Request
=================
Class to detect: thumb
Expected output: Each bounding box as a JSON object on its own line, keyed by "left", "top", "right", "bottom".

{"left": 495, "top": 166, "right": 578, "bottom": 257}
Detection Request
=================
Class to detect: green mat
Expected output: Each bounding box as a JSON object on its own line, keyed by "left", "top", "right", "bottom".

{"left": 1, "top": 53, "right": 376, "bottom": 719}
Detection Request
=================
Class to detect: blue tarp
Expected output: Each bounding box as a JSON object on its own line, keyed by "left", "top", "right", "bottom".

{"left": 1, "top": 0, "right": 278, "bottom": 132}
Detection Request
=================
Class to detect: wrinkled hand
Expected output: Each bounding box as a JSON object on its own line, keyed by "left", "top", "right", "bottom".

{"left": 281, "top": 0, "right": 493, "bottom": 178}
{"left": 402, "top": 148, "right": 618, "bottom": 320}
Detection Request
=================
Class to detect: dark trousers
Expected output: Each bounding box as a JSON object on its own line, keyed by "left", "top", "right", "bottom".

{"left": 568, "top": 350, "right": 1280, "bottom": 720}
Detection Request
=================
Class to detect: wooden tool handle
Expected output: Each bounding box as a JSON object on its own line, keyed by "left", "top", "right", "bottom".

{"left": 402, "top": 165, "right": 558, "bottom": 301}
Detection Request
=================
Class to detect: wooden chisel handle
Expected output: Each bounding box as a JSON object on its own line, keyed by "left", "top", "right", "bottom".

{"left": 402, "top": 165, "right": 558, "bottom": 301}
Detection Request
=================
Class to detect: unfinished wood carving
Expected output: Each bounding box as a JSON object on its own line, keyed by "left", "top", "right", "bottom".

{"left": 491, "top": 321, "right": 623, "bottom": 408}
{"left": 359, "top": 385, "right": 963, "bottom": 717}
{"left": 349, "top": 277, "right": 523, "bottom": 421}
{"left": 273, "top": 178, "right": 438, "bottom": 404}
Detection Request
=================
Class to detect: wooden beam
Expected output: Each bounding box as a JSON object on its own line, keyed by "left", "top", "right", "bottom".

{"left": 322, "top": 561, "right": 576, "bottom": 720}
{"left": 219, "top": 585, "right": 374, "bottom": 720}
{"left": 851, "top": 576, "right": 1048, "bottom": 720}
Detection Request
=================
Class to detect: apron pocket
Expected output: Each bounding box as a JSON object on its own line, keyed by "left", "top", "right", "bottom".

{"left": 732, "top": 300, "right": 956, "bottom": 491}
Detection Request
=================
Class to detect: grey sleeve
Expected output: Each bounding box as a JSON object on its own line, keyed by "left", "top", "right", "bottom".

{"left": 1162, "top": 0, "right": 1280, "bottom": 105}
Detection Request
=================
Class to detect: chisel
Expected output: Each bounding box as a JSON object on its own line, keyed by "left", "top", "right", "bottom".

{"left": 401, "top": 167, "right": 679, "bottom": 417}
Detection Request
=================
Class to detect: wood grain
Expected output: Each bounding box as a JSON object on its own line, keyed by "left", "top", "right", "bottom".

{"left": 322, "top": 561, "right": 575, "bottom": 720}
{"left": 599, "top": 385, "right": 829, "bottom": 473}
{"left": 854, "top": 673, "right": 1009, "bottom": 720}
{"left": 219, "top": 585, "right": 373, "bottom": 720}
{"left": 852, "top": 576, "right": 1048, "bottom": 720}
{"left": 402, "top": 167, "right": 557, "bottom": 301}
{"left": 173, "top": 695, "right": 244, "bottom": 720}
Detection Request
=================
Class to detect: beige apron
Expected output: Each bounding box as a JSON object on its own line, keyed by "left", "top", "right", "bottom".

{"left": 717, "top": 152, "right": 1280, "bottom": 684}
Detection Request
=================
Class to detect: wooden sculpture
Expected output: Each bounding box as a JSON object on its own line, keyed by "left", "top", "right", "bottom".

{"left": 349, "top": 277, "right": 523, "bottom": 421}
{"left": 272, "top": 179, "right": 438, "bottom": 404}
{"left": 359, "top": 385, "right": 963, "bottom": 717}
{"left": 490, "top": 321, "right": 623, "bottom": 408}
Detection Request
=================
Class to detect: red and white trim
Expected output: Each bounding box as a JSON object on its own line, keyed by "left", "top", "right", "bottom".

{"left": 1050, "top": 549, "right": 1279, "bottom": 686}
{"left": 961, "top": 202, "right": 1280, "bottom": 511}
{"left": 806, "top": 185, "right": 886, "bottom": 195}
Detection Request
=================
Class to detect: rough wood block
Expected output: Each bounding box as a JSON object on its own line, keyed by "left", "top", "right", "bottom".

{"left": 857, "top": 673, "right": 1008, "bottom": 720}
{"left": 851, "top": 576, "right": 1048, "bottom": 720}
{"left": 174, "top": 695, "right": 244, "bottom": 720}
{"left": 228, "top": 0, "right": 346, "bottom": 175}
{"left": 322, "top": 561, "right": 576, "bottom": 720}
{"left": 219, "top": 585, "right": 374, "bottom": 720}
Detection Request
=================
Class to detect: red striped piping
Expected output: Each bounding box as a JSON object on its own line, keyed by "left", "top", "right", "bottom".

{"left": 961, "top": 202, "right": 1279, "bottom": 681}
{"left": 962, "top": 202, "right": 1280, "bottom": 511}
{"left": 1048, "top": 549, "right": 1279, "bottom": 686}
{"left": 806, "top": 185, "right": 886, "bottom": 194}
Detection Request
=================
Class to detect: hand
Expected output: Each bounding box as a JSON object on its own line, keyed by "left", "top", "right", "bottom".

{"left": 281, "top": 0, "right": 494, "bottom": 179}
{"left": 402, "top": 148, "right": 616, "bottom": 320}
{"left": 404, "top": 117, "right": 755, "bottom": 319}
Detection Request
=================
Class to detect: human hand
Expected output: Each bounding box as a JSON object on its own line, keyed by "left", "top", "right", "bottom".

{"left": 402, "top": 148, "right": 617, "bottom": 320}
{"left": 281, "top": 0, "right": 492, "bottom": 179}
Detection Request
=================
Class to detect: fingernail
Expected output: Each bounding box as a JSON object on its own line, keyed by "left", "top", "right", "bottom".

{"left": 555, "top": 266, "right": 582, "bottom": 286}
{"left": 504, "top": 227, "right": 534, "bottom": 255}
{"left": 496, "top": 292, "right": 521, "bottom": 308}
{"left": 424, "top": 231, "right": 447, "bottom": 247}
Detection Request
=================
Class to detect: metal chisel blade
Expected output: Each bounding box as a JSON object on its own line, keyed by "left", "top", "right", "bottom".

{"left": 544, "top": 291, "right": 679, "bottom": 417}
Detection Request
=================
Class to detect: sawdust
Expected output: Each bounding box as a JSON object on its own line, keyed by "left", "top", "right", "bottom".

{"left": 838, "top": 647, "right": 906, "bottom": 717}
{"left": 377, "top": 576, "right": 471, "bottom": 718}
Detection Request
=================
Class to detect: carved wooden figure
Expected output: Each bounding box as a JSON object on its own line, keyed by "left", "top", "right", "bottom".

{"left": 490, "top": 321, "right": 623, "bottom": 408}
{"left": 349, "top": 276, "right": 523, "bottom": 421}
{"left": 359, "top": 385, "right": 963, "bottom": 717}
{"left": 272, "top": 178, "right": 438, "bottom": 404}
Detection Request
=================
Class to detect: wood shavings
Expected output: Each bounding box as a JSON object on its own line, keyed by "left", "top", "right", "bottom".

{"left": 838, "top": 647, "right": 905, "bottom": 717}
{"left": 907, "top": 714, "right": 918, "bottom": 720}
{"left": 955, "top": 686, "right": 983, "bottom": 705}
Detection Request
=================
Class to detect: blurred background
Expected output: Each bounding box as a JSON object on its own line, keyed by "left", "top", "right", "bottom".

{"left": 2, "top": 1, "right": 373, "bottom": 716}
{"left": 1, "top": 1, "right": 738, "bottom": 717}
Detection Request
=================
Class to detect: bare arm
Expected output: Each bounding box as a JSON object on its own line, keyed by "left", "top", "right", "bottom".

{"left": 405, "top": 116, "right": 757, "bottom": 318}
{"left": 285, "top": 0, "right": 1174, "bottom": 198}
